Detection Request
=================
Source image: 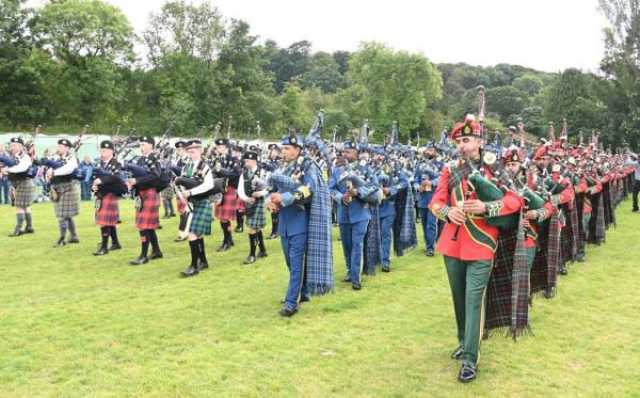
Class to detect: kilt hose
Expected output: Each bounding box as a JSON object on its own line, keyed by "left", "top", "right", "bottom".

{"left": 11, "top": 178, "right": 34, "bottom": 208}
{"left": 135, "top": 188, "right": 161, "bottom": 230}
{"left": 53, "top": 181, "right": 79, "bottom": 219}
{"left": 245, "top": 200, "right": 266, "bottom": 230}
{"left": 215, "top": 186, "right": 239, "bottom": 222}
{"left": 95, "top": 193, "right": 120, "bottom": 227}
{"left": 189, "top": 199, "right": 213, "bottom": 236}
{"left": 177, "top": 197, "right": 187, "bottom": 214}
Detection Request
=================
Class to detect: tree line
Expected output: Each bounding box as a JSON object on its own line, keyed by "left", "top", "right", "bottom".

{"left": 0, "top": 0, "right": 637, "bottom": 149}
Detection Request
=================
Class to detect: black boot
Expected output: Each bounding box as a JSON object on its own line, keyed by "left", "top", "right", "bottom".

{"left": 256, "top": 231, "right": 267, "bottom": 258}
{"left": 181, "top": 241, "right": 200, "bottom": 277}
{"left": 147, "top": 230, "right": 163, "bottom": 259}
{"left": 8, "top": 226, "right": 23, "bottom": 237}
{"left": 130, "top": 231, "right": 150, "bottom": 265}
{"left": 54, "top": 237, "right": 66, "bottom": 247}
{"left": 94, "top": 228, "right": 110, "bottom": 255}
{"left": 93, "top": 245, "right": 108, "bottom": 256}
{"left": 244, "top": 233, "right": 257, "bottom": 264}
{"left": 197, "top": 239, "right": 209, "bottom": 270}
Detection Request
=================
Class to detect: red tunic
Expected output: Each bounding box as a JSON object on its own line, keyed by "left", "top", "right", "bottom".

{"left": 429, "top": 165, "right": 522, "bottom": 261}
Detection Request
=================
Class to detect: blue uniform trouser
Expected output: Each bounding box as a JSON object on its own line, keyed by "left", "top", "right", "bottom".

{"left": 0, "top": 178, "right": 10, "bottom": 204}
{"left": 420, "top": 207, "right": 438, "bottom": 251}
{"left": 281, "top": 232, "right": 309, "bottom": 310}
{"left": 380, "top": 214, "right": 395, "bottom": 266}
{"left": 339, "top": 220, "right": 369, "bottom": 284}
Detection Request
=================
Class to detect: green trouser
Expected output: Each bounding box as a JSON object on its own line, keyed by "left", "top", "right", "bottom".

{"left": 577, "top": 213, "right": 591, "bottom": 258}
{"left": 444, "top": 256, "right": 493, "bottom": 366}
{"left": 526, "top": 246, "right": 537, "bottom": 273}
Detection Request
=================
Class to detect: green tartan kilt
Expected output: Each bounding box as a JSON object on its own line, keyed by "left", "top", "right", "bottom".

{"left": 189, "top": 199, "right": 212, "bottom": 236}
{"left": 245, "top": 201, "right": 266, "bottom": 230}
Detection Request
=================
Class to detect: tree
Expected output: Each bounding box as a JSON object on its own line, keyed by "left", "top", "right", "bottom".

{"left": 301, "top": 52, "right": 344, "bottom": 93}
{"left": 28, "top": 0, "right": 135, "bottom": 129}
{"left": 343, "top": 42, "right": 443, "bottom": 139}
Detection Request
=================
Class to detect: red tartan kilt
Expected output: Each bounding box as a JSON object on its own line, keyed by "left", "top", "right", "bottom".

{"left": 215, "top": 186, "right": 239, "bottom": 222}
{"left": 95, "top": 193, "right": 119, "bottom": 226}
{"left": 177, "top": 198, "right": 187, "bottom": 214}
{"left": 135, "top": 188, "right": 161, "bottom": 230}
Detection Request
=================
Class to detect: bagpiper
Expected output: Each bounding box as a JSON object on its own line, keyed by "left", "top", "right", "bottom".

{"left": 92, "top": 140, "right": 126, "bottom": 255}
{"left": 237, "top": 150, "right": 269, "bottom": 264}
{"left": 1, "top": 137, "right": 35, "bottom": 236}
{"left": 429, "top": 115, "right": 522, "bottom": 383}
{"left": 126, "top": 136, "right": 164, "bottom": 265}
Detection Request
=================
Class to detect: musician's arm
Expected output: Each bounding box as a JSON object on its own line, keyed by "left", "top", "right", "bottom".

{"left": 550, "top": 183, "right": 574, "bottom": 207}
{"left": 187, "top": 168, "right": 214, "bottom": 197}
{"left": 7, "top": 155, "right": 31, "bottom": 173}
{"left": 355, "top": 172, "right": 378, "bottom": 199}
{"left": 429, "top": 167, "right": 452, "bottom": 221}
{"left": 328, "top": 168, "right": 343, "bottom": 203}
{"left": 484, "top": 191, "right": 523, "bottom": 218}
{"left": 53, "top": 156, "right": 78, "bottom": 176}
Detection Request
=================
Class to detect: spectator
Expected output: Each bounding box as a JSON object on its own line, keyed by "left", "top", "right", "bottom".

{"left": 79, "top": 155, "right": 94, "bottom": 201}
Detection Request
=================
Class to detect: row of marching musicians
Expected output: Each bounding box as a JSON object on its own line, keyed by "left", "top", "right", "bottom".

{"left": 0, "top": 115, "right": 637, "bottom": 384}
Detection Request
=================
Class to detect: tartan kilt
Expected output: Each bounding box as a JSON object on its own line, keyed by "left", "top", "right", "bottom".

{"left": 215, "top": 186, "right": 239, "bottom": 222}
{"left": 189, "top": 199, "right": 212, "bottom": 236}
{"left": 245, "top": 200, "right": 266, "bottom": 230}
{"left": 12, "top": 178, "right": 34, "bottom": 208}
{"left": 95, "top": 193, "right": 119, "bottom": 226}
{"left": 53, "top": 181, "right": 79, "bottom": 219}
{"left": 160, "top": 187, "right": 174, "bottom": 200}
{"left": 135, "top": 188, "right": 160, "bottom": 230}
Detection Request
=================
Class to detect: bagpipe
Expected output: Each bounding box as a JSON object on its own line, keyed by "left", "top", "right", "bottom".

{"left": 93, "top": 165, "right": 128, "bottom": 197}
{"left": 337, "top": 162, "right": 383, "bottom": 205}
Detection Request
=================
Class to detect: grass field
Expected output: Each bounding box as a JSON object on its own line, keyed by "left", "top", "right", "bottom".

{"left": 0, "top": 199, "right": 638, "bottom": 397}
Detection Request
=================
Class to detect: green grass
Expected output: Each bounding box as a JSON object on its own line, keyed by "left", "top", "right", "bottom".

{"left": 0, "top": 199, "right": 639, "bottom": 398}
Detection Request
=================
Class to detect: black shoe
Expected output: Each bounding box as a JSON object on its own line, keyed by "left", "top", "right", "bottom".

{"left": 181, "top": 265, "right": 199, "bottom": 277}
{"left": 174, "top": 236, "right": 187, "bottom": 242}
{"left": 343, "top": 275, "right": 352, "bottom": 283}
{"left": 163, "top": 215, "right": 170, "bottom": 219}
{"left": 109, "top": 243, "right": 122, "bottom": 251}
{"left": 93, "top": 246, "right": 108, "bottom": 256}
{"left": 235, "top": 225, "right": 243, "bottom": 233}
{"left": 300, "top": 296, "right": 310, "bottom": 304}
{"left": 559, "top": 267, "right": 568, "bottom": 276}
{"left": 382, "top": 265, "right": 390, "bottom": 273}
{"left": 67, "top": 237, "right": 80, "bottom": 244}
{"left": 458, "top": 363, "right": 477, "bottom": 383}
{"left": 543, "top": 288, "right": 555, "bottom": 299}
{"left": 279, "top": 306, "right": 298, "bottom": 317}
{"left": 257, "top": 251, "right": 268, "bottom": 258}
{"left": 268, "top": 233, "right": 278, "bottom": 240}
{"left": 169, "top": 213, "right": 176, "bottom": 218}
{"left": 129, "top": 256, "right": 148, "bottom": 266}
{"left": 352, "top": 282, "right": 362, "bottom": 290}
{"left": 243, "top": 255, "right": 257, "bottom": 265}
{"left": 216, "top": 242, "right": 231, "bottom": 252}
{"left": 23, "top": 228, "right": 34, "bottom": 234}
{"left": 8, "top": 228, "right": 23, "bottom": 237}
{"left": 426, "top": 249, "right": 434, "bottom": 257}
{"left": 197, "top": 259, "right": 209, "bottom": 271}
{"left": 149, "top": 251, "right": 163, "bottom": 260}
{"left": 451, "top": 346, "right": 464, "bottom": 360}
{"left": 54, "top": 237, "right": 66, "bottom": 247}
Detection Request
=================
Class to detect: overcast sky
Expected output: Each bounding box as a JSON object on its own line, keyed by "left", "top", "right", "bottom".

{"left": 31, "top": 0, "right": 610, "bottom": 73}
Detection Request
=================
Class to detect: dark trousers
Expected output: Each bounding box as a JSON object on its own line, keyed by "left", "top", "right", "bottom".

{"left": 339, "top": 220, "right": 369, "bottom": 284}
{"left": 81, "top": 181, "right": 92, "bottom": 201}
{"left": 633, "top": 179, "right": 640, "bottom": 211}
{"left": 419, "top": 207, "right": 438, "bottom": 251}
